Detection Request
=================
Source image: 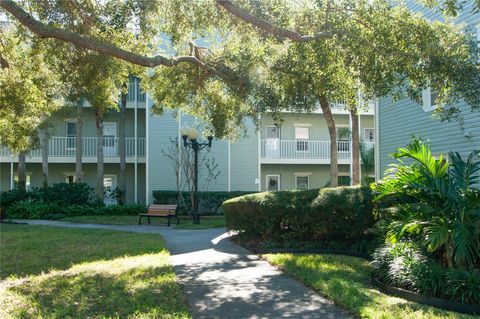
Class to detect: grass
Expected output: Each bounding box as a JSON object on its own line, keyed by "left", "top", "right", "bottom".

{"left": 264, "top": 253, "right": 476, "bottom": 319}
{"left": 0, "top": 224, "right": 190, "bottom": 318}
{"left": 61, "top": 215, "right": 225, "bottom": 229}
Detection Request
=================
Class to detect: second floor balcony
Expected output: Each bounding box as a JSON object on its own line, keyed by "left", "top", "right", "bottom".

{"left": 260, "top": 139, "right": 374, "bottom": 164}
{"left": 1, "top": 137, "right": 146, "bottom": 163}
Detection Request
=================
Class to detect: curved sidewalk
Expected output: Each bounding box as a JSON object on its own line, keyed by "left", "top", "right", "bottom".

{"left": 13, "top": 220, "right": 351, "bottom": 319}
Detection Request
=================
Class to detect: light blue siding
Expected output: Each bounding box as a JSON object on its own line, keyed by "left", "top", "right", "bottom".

{"left": 378, "top": 2, "right": 480, "bottom": 176}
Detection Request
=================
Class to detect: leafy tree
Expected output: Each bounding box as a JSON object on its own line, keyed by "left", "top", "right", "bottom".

{"left": 373, "top": 138, "right": 480, "bottom": 269}
{"left": 29, "top": 1, "right": 147, "bottom": 200}
{"left": 2, "top": 0, "right": 479, "bottom": 192}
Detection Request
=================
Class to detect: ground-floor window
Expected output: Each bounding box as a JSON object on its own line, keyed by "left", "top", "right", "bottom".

{"left": 266, "top": 174, "right": 280, "bottom": 192}
{"left": 14, "top": 174, "right": 31, "bottom": 190}
{"left": 338, "top": 175, "right": 351, "bottom": 186}
{"left": 104, "top": 174, "right": 117, "bottom": 205}
{"left": 64, "top": 173, "right": 76, "bottom": 184}
{"left": 295, "top": 174, "right": 310, "bottom": 190}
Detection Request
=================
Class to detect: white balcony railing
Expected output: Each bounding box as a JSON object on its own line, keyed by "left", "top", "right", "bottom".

{"left": 0, "top": 137, "right": 146, "bottom": 158}
{"left": 261, "top": 140, "right": 374, "bottom": 161}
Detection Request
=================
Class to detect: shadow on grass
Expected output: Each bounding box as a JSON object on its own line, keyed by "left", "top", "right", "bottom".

{"left": 4, "top": 263, "right": 190, "bottom": 318}
{"left": 267, "top": 254, "right": 475, "bottom": 319}
{"left": 0, "top": 224, "right": 166, "bottom": 279}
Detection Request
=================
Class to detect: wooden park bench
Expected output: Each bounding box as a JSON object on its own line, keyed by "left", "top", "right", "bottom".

{"left": 138, "top": 204, "right": 179, "bottom": 226}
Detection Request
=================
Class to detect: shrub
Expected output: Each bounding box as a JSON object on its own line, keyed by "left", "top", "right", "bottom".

{"left": 223, "top": 186, "right": 375, "bottom": 242}
{"left": 372, "top": 138, "right": 480, "bottom": 269}
{"left": 7, "top": 202, "right": 63, "bottom": 219}
{"left": 371, "top": 242, "right": 480, "bottom": 305}
{"left": 310, "top": 186, "right": 374, "bottom": 241}
{"left": 0, "top": 190, "right": 33, "bottom": 209}
{"left": 6, "top": 202, "right": 146, "bottom": 219}
{"left": 0, "top": 183, "right": 94, "bottom": 209}
{"left": 152, "top": 190, "right": 255, "bottom": 215}
{"left": 38, "top": 183, "right": 94, "bottom": 206}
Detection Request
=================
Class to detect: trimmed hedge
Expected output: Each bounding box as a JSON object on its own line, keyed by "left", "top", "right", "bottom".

{"left": 152, "top": 190, "right": 256, "bottom": 215}
{"left": 6, "top": 202, "right": 146, "bottom": 220}
{"left": 223, "top": 186, "right": 375, "bottom": 242}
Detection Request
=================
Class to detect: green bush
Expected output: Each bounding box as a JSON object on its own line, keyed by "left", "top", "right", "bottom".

{"left": 37, "top": 183, "right": 94, "bottom": 206}
{"left": 223, "top": 186, "right": 375, "bottom": 242}
{"left": 0, "top": 183, "right": 94, "bottom": 209}
{"left": 152, "top": 190, "right": 255, "bottom": 215}
{"left": 6, "top": 202, "right": 146, "bottom": 219}
{"left": 310, "top": 186, "right": 374, "bottom": 241}
{"left": 371, "top": 242, "right": 480, "bottom": 305}
{"left": 0, "top": 190, "right": 34, "bottom": 209}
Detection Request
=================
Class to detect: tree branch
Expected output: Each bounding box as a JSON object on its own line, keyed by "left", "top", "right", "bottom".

{"left": 215, "top": 0, "right": 337, "bottom": 42}
{"left": 0, "top": 0, "right": 236, "bottom": 84}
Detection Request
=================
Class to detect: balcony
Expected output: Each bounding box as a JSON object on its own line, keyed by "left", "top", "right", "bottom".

{"left": 0, "top": 137, "right": 146, "bottom": 163}
{"left": 260, "top": 140, "right": 374, "bottom": 164}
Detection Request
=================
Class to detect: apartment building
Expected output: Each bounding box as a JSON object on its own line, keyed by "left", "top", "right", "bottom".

{"left": 0, "top": 77, "right": 375, "bottom": 204}
{"left": 375, "top": 2, "right": 480, "bottom": 178}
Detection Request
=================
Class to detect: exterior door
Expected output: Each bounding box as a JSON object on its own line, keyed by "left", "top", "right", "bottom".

{"left": 103, "top": 122, "right": 117, "bottom": 156}
{"left": 265, "top": 126, "right": 280, "bottom": 158}
{"left": 266, "top": 175, "right": 280, "bottom": 192}
{"left": 104, "top": 174, "right": 117, "bottom": 205}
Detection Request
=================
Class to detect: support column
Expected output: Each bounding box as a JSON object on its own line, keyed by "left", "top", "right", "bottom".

{"left": 134, "top": 79, "right": 138, "bottom": 203}
{"left": 228, "top": 141, "right": 231, "bottom": 192}
{"left": 349, "top": 111, "right": 353, "bottom": 186}
{"left": 10, "top": 161, "right": 13, "bottom": 190}
{"left": 145, "top": 94, "right": 150, "bottom": 205}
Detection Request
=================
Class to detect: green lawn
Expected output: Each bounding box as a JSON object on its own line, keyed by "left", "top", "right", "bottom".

{"left": 265, "top": 254, "right": 475, "bottom": 319}
{"left": 0, "top": 224, "right": 190, "bottom": 318}
{"left": 61, "top": 215, "right": 225, "bottom": 229}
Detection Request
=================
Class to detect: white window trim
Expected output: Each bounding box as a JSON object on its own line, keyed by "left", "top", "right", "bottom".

{"left": 337, "top": 173, "right": 351, "bottom": 186}
{"left": 422, "top": 87, "right": 436, "bottom": 112}
{"left": 13, "top": 173, "right": 32, "bottom": 190}
{"left": 364, "top": 128, "right": 375, "bottom": 142}
{"left": 63, "top": 172, "right": 77, "bottom": 183}
{"left": 476, "top": 23, "right": 480, "bottom": 43}
{"left": 294, "top": 173, "right": 310, "bottom": 190}
{"left": 65, "top": 121, "right": 77, "bottom": 150}
{"left": 293, "top": 123, "right": 312, "bottom": 127}
{"left": 103, "top": 122, "right": 118, "bottom": 136}
{"left": 265, "top": 125, "right": 281, "bottom": 139}
{"left": 266, "top": 174, "right": 280, "bottom": 191}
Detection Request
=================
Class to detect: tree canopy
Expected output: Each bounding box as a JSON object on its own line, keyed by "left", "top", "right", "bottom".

{"left": 1, "top": 0, "right": 479, "bottom": 139}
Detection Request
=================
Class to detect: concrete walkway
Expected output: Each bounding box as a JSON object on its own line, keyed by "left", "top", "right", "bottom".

{"left": 14, "top": 220, "right": 351, "bottom": 319}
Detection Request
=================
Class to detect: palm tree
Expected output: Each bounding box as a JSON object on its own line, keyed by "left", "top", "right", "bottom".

{"left": 373, "top": 138, "right": 480, "bottom": 269}
{"left": 360, "top": 142, "right": 374, "bottom": 184}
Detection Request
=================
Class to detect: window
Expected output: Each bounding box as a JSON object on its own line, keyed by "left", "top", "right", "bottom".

{"left": 295, "top": 174, "right": 310, "bottom": 190}
{"left": 295, "top": 126, "right": 309, "bottom": 152}
{"left": 364, "top": 128, "right": 375, "bottom": 143}
{"left": 65, "top": 122, "right": 76, "bottom": 149}
{"left": 14, "top": 174, "right": 31, "bottom": 190}
{"left": 266, "top": 175, "right": 280, "bottom": 192}
{"left": 338, "top": 175, "right": 351, "bottom": 186}
{"left": 337, "top": 126, "right": 350, "bottom": 156}
{"left": 65, "top": 174, "right": 76, "bottom": 184}
{"left": 422, "top": 87, "right": 437, "bottom": 112}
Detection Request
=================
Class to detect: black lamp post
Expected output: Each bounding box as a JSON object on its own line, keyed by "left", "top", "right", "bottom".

{"left": 180, "top": 127, "right": 213, "bottom": 224}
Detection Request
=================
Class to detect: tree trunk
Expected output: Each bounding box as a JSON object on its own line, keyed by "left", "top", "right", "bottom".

{"left": 17, "top": 151, "right": 26, "bottom": 192}
{"left": 319, "top": 96, "right": 338, "bottom": 187}
{"left": 41, "top": 130, "right": 49, "bottom": 188}
{"left": 350, "top": 107, "right": 360, "bottom": 185}
{"left": 95, "top": 110, "right": 104, "bottom": 201}
{"left": 119, "top": 82, "right": 127, "bottom": 205}
{"left": 75, "top": 103, "right": 83, "bottom": 183}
